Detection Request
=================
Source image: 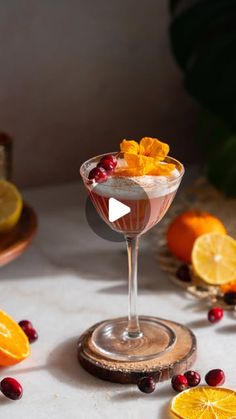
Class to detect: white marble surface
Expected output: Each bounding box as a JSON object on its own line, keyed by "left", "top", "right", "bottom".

{"left": 0, "top": 181, "right": 235, "bottom": 419}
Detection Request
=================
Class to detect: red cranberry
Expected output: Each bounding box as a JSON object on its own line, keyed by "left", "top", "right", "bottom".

{"left": 208, "top": 307, "right": 224, "bottom": 323}
{"left": 18, "top": 320, "right": 33, "bottom": 329}
{"left": 176, "top": 265, "right": 192, "bottom": 282}
{"left": 100, "top": 154, "right": 117, "bottom": 169}
{"left": 98, "top": 155, "right": 117, "bottom": 174}
{"left": 0, "top": 377, "right": 23, "bottom": 400}
{"left": 184, "top": 370, "right": 201, "bottom": 387}
{"left": 137, "top": 376, "right": 156, "bottom": 393}
{"left": 88, "top": 167, "right": 108, "bottom": 183}
{"left": 98, "top": 160, "right": 114, "bottom": 174}
{"left": 205, "top": 369, "right": 225, "bottom": 386}
{"left": 19, "top": 320, "right": 38, "bottom": 343}
{"left": 171, "top": 374, "right": 188, "bottom": 392}
{"left": 25, "top": 327, "right": 38, "bottom": 343}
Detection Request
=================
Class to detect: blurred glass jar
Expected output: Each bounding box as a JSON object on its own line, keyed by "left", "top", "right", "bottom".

{"left": 0, "top": 132, "right": 12, "bottom": 180}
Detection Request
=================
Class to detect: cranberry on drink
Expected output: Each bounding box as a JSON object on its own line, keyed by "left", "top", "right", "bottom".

{"left": 137, "top": 376, "right": 156, "bottom": 393}
{"left": 205, "top": 369, "right": 225, "bottom": 386}
{"left": 98, "top": 155, "right": 117, "bottom": 174}
{"left": 208, "top": 307, "right": 224, "bottom": 323}
{"left": 184, "top": 370, "right": 201, "bottom": 387}
{"left": 0, "top": 377, "right": 23, "bottom": 400}
{"left": 88, "top": 167, "right": 108, "bottom": 183}
{"left": 171, "top": 374, "right": 188, "bottom": 392}
{"left": 100, "top": 154, "right": 117, "bottom": 167}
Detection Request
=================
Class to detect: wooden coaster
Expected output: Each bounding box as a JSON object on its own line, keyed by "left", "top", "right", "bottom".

{"left": 0, "top": 203, "right": 37, "bottom": 267}
{"left": 77, "top": 317, "right": 197, "bottom": 384}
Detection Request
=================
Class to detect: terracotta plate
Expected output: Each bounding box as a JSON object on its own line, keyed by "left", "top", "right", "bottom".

{"left": 0, "top": 203, "right": 37, "bottom": 267}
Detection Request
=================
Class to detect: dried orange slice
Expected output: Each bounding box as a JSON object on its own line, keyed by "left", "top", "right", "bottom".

{"left": 171, "top": 386, "right": 236, "bottom": 419}
{"left": 0, "top": 310, "right": 30, "bottom": 366}
{"left": 192, "top": 232, "right": 236, "bottom": 285}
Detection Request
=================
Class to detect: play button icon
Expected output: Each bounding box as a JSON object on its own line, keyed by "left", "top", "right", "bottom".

{"left": 108, "top": 198, "right": 131, "bottom": 222}
{"left": 85, "top": 178, "right": 151, "bottom": 242}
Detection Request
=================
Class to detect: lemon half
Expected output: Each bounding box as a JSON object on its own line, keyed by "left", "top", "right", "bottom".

{"left": 192, "top": 232, "right": 236, "bottom": 285}
{"left": 0, "top": 180, "right": 23, "bottom": 232}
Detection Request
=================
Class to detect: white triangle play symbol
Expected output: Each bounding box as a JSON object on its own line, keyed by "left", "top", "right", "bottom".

{"left": 108, "top": 197, "right": 131, "bottom": 222}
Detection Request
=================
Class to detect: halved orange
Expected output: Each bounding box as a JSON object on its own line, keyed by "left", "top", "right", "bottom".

{"left": 0, "top": 310, "right": 30, "bottom": 366}
{"left": 171, "top": 386, "right": 236, "bottom": 419}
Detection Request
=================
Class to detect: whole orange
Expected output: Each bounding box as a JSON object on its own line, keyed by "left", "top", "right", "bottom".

{"left": 167, "top": 210, "right": 226, "bottom": 262}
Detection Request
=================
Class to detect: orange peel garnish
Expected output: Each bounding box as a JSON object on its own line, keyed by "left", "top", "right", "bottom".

{"left": 116, "top": 137, "right": 175, "bottom": 176}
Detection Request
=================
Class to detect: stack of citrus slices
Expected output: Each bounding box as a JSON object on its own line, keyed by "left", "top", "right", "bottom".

{"left": 166, "top": 210, "right": 236, "bottom": 293}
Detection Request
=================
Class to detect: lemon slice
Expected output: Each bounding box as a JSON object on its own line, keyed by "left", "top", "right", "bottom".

{"left": 171, "top": 386, "right": 236, "bottom": 419}
{"left": 192, "top": 232, "right": 236, "bottom": 285}
{"left": 0, "top": 180, "right": 23, "bottom": 232}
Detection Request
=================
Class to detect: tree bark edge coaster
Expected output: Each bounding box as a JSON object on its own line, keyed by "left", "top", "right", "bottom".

{"left": 77, "top": 318, "right": 197, "bottom": 384}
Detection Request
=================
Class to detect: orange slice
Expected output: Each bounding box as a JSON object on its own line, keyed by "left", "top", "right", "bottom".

{"left": 192, "top": 232, "right": 236, "bottom": 285}
{"left": 0, "top": 310, "right": 30, "bottom": 366}
{"left": 171, "top": 386, "right": 236, "bottom": 419}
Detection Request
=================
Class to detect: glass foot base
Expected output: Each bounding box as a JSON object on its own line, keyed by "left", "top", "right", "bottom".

{"left": 90, "top": 316, "right": 176, "bottom": 361}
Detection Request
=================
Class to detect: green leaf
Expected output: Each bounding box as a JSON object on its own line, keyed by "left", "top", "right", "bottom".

{"left": 196, "top": 109, "right": 232, "bottom": 159}
{"left": 169, "top": 0, "right": 181, "bottom": 13}
{"left": 169, "top": 0, "right": 236, "bottom": 127}
{"left": 207, "top": 135, "right": 236, "bottom": 196}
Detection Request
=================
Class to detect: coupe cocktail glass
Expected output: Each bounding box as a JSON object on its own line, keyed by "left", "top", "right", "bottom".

{"left": 80, "top": 153, "right": 184, "bottom": 361}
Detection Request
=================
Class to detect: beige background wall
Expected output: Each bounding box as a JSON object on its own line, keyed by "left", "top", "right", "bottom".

{"left": 0, "top": 0, "right": 198, "bottom": 187}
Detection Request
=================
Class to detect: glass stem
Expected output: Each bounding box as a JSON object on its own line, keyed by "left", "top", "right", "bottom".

{"left": 125, "top": 235, "right": 142, "bottom": 339}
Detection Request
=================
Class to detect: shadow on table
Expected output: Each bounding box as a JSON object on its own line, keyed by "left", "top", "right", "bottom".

{"left": 48, "top": 336, "right": 174, "bottom": 418}
{"left": 46, "top": 336, "right": 116, "bottom": 390}
{"left": 0, "top": 336, "right": 113, "bottom": 392}
{"left": 3, "top": 335, "right": 174, "bottom": 416}
{"left": 215, "top": 324, "right": 236, "bottom": 334}
{"left": 185, "top": 319, "right": 210, "bottom": 329}
{"left": 51, "top": 249, "right": 127, "bottom": 281}
{"left": 0, "top": 395, "right": 15, "bottom": 405}
{"left": 110, "top": 386, "right": 172, "bottom": 419}
{"left": 0, "top": 247, "right": 127, "bottom": 282}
